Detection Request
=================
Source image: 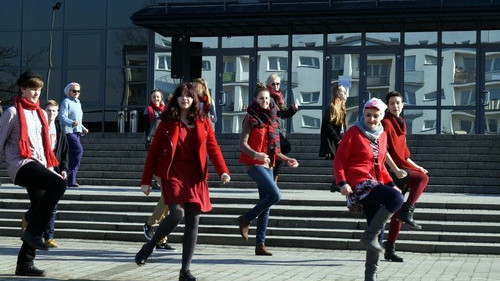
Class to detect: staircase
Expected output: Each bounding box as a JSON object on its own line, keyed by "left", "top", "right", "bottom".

{"left": 1, "top": 133, "right": 499, "bottom": 254}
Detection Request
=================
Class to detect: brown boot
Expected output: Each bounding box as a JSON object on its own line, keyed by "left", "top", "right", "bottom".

{"left": 237, "top": 216, "right": 250, "bottom": 241}
{"left": 255, "top": 244, "right": 272, "bottom": 256}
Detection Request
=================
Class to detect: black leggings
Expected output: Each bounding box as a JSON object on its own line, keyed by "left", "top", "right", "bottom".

{"left": 145, "top": 203, "right": 200, "bottom": 270}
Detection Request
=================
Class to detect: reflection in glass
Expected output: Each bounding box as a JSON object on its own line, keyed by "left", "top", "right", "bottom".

{"left": 367, "top": 54, "right": 396, "bottom": 100}
{"left": 327, "top": 33, "right": 361, "bottom": 46}
{"left": 366, "top": 32, "right": 400, "bottom": 46}
{"left": 442, "top": 109, "right": 476, "bottom": 135}
{"left": 155, "top": 34, "right": 171, "bottom": 49}
{"left": 292, "top": 50, "right": 323, "bottom": 133}
{"left": 0, "top": 0, "right": 21, "bottom": 29}
{"left": 258, "top": 35, "right": 288, "bottom": 48}
{"left": 192, "top": 37, "right": 218, "bottom": 49}
{"left": 292, "top": 34, "right": 323, "bottom": 47}
{"left": 0, "top": 32, "right": 21, "bottom": 67}
{"left": 64, "top": 0, "right": 106, "bottom": 29}
{"left": 481, "top": 30, "right": 500, "bottom": 44}
{"left": 66, "top": 69, "right": 100, "bottom": 104}
{"left": 404, "top": 49, "right": 438, "bottom": 106}
{"left": 107, "top": 29, "right": 147, "bottom": 66}
{"left": 67, "top": 33, "right": 101, "bottom": 66}
{"left": 153, "top": 52, "right": 177, "bottom": 96}
{"left": 404, "top": 109, "right": 437, "bottom": 134}
{"left": 22, "top": 31, "right": 63, "bottom": 67}
{"left": 442, "top": 48, "right": 476, "bottom": 106}
{"left": 405, "top": 32, "right": 437, "bottom": 45}
{"left": 484, "top": 53, "right": 500, "bottom": 134}
{"left": 442, "top": 31, "right": 476, "bottom": 45}
{"left": 107, "top": 0, "right": 148, "bottom": 28}
{"left": 328, "top": 53, "right": 360, "bottom": 127}
{"left": 221, "top": 55, "right": 250, "bottom": 133}
{"left": 292, "top": 109, "right": 321, "bottom": 134}
{"left": 0, "top": 70, "right": 19, "bottom": 106}
{"left": 222, "top": 36, "right": 253, "bottom": 48}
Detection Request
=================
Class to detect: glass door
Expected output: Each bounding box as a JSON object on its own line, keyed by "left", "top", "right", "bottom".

{"left": 482, "top": 51, "right": 500, "bottom": 134}
{"left": 217, "top": 54, "right": 254, "bottom": 133}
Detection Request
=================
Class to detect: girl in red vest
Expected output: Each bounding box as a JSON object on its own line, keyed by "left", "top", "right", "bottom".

{"left": 237, "top": 83, "right": 299, "bottom": 256}
{"left": 135, "top": 83, "right": 230, "bottom": 281}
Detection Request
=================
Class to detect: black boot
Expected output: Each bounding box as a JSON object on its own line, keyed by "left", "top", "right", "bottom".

{"left": 364, "top": 249, "right": 379, "bottom": 281}
{"left": 384, "top": 241, "right": 403, "bottom": 262}
{"left": 135, "top": 243, "right": 153, "bottom": 266}
{"left": 397, "top": 203, "right": 422, "bottom": 230}
{"left": 179, "top": 269, "right": 197, "bottom": 281}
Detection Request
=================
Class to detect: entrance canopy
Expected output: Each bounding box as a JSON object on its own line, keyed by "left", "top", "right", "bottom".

{"left": 131, "top": 0, "right": 500, "bottom": 37}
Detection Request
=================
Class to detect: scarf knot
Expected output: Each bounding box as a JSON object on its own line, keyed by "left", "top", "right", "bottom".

{"left": 147, "top": 102, "right": 165, "bottom": 125}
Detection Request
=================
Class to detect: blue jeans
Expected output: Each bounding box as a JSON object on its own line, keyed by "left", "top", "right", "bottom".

{"left": 242, "top": 166, "right": 282, "bottom": 245}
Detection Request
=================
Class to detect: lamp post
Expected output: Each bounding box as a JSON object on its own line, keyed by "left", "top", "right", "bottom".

{"left": 46, "top": 1, "right": 61, "bottom": 101}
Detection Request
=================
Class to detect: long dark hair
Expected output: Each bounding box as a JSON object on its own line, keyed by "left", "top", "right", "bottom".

{"left": 161, "top": 83, "right": 201, "bottom": 123}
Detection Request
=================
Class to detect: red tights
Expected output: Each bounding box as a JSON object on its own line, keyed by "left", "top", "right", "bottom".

{"left": 387, "top": 169, "right": 429, "bottom": 243}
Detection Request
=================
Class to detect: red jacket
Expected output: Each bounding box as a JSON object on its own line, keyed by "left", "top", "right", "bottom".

{"left": 141, "top": 118, "right": 229, "bottom": 185}
{"left": 239, "top": 124, "right": 271, "bottom": 165}
{"left": 334, "top": 126, "right": 393, "bottom": 187}
{"left": 381, "top": 114, "right": 415, "bottom": 171}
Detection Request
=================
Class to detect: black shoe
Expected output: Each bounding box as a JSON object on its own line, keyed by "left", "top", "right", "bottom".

{"left": 135, "top": 244, "right": 153, "bottom": 266}
{"left": 152, "top": 180, "right": 161, "bottom": 190}
{"left": 384, "top": 242, "right": 404, "bottom": 262}
{"left": 143, "top": 223, "right": 153, "bottom": 240}
{"left": 21, "top": 231, "right": 49, "bottom": 251}
{"left": 156, "top": 242, "right": 176, "bottom": 251}
{"left": 397, "top": 203, "right": 422, "bottom": 230}
{"left": 179, "top": 269, "right": 197, "bottom": 281}
{"left": 330, "top": 182, "right": 340, "bottom": 193}
{"left": 68, "top": 183, "right": 80, "bottom": 187}
{"left": 15, "top": 265, "right": 46, "bottom": 277}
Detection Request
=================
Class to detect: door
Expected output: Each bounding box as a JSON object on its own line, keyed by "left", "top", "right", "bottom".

{"left": 326, "top": 50, "right": 399, "bottom": 126}
{"left": 481, "top": 50, "right": 500, "bottom": 134}
{"left": 216, "top": 53, "right": 255, "bottom": 133}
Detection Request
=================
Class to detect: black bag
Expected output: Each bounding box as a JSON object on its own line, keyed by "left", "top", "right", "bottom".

{"left": 280, "top": 133, "right": 291, "bottom": 155}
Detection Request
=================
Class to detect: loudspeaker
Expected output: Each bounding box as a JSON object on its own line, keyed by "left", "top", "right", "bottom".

{"left": 190, "top": 42, "right": 202, "bottom": 81}
{"left": 171, "top": 36, "right": 190, "bottom": 79}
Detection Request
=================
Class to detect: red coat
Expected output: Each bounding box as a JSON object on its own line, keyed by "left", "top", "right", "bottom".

{"left": 141, "top": 118, "right": 229, "bottom": 185}
{"left": 239, "top": 123, "right": 272, "bottom": 165}
{"left": 334, "top": 126, "right": 393, "bottom": 187}
{"left": 381, "top": 114, "right": 416, "bottom": 171}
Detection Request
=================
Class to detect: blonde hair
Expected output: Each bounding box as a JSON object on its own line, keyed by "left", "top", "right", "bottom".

{"left": 45, "top": 99, "right": 59, "bottom": 108}
{"left": 266, "top": 73, "right": 280, "bottom": 86}
{"left": 192, "top": 78, "right": 212, "bottom": 106}
{"left": 327, "top": 84, "right": 347, "bottom": 127}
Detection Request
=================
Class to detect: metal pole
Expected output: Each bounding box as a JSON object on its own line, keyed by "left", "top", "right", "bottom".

{"left": 46, "top": 2, "right": 61, "bottom": 101}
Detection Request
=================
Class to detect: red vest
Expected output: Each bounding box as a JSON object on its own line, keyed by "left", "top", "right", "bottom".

{"left": 239, "top": 124, "right": 270, "bottom": 165}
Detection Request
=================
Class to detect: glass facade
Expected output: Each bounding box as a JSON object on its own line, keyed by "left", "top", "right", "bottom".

{"left": 1, "top": 1, "right": 499, "bottom": 134}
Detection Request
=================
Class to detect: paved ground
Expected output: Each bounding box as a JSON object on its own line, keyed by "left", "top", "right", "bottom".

{"left": 1, "top": 236, "right": 499, "bottom": 281}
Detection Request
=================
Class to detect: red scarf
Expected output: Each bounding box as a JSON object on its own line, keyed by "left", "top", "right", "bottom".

{"left": 15, "top": 96, "right": 59, "bottom": 168}
{"left": 198, "top": 95, "right": 210, "bottom": 114}
{"left": 246, "top": 101, "right": 280, "bottom": 166}
{"left": 147, "top": 102, "right": 165, "bottom": 125}
{"left": 266, "top": 85, "right": 286, "bottom": 111}
{"left": 384, "top": 113, "right": 406, "bottom": 136}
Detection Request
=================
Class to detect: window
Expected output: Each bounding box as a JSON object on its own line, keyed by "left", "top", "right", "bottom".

{"left": 404, "top": 89, "right": 417, "bottom": 105}
{"left": 485, "top": 57, "right": 500, "bottom": 72}
{"left": 157, "top": 55, "right": 171, "bottom": 70}
{"left": 404, "top": 56, "right": 416, "bottom": 71}
{"left": 487, "top": 119, "right": 499, "bottom": 133}
{"left": 459, "top": 89, "right": 476, "bottom": 106}
{"left": 202, "top": 60, "right": 211, "bottom": 71}
{"left": 302, "top": 115, "right": 321, "bottom": 129}
{"left": 298, "top": 56, "right": 320, "bottom": 68}
{"left": 423, "top": 90, "right": 445, "bottom": 101}
{"left": 459, "top": 120, "right": 473, "bottom": 133}
{"left": 424, "top": 55, "right": 437, "bottom": 65}
{"left": 268, "top": 57, "right": 288, "bottom": 71}
{"left": 300, "top": 91, "right": 320, "bottom": 104}
{"left": 423, "top": 120, "right": 436, "bottom": 131}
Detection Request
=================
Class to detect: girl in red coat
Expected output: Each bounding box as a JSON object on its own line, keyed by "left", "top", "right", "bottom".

{"left": 382, "top": 91, "right": 429, "bottom": 262}
{"left": 238, "top": 83, "right": 299, "bottom": 256}
{"left": 135, "top": 83, "right": 231, "bottom": 281}
{"left": 334, "top": 98, "right": 404, "bottom": 281}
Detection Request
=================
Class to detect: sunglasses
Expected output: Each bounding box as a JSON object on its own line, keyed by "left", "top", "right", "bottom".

{"left": 271, "top": 82, "right": 280, "bottom": 86}
{"left": 72, "top": 90, "right": 80, "bottom": 93}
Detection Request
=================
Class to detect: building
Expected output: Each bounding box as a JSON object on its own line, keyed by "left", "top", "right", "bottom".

{"left": 1, "top": 0, "right": 499, "bottom": 135}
